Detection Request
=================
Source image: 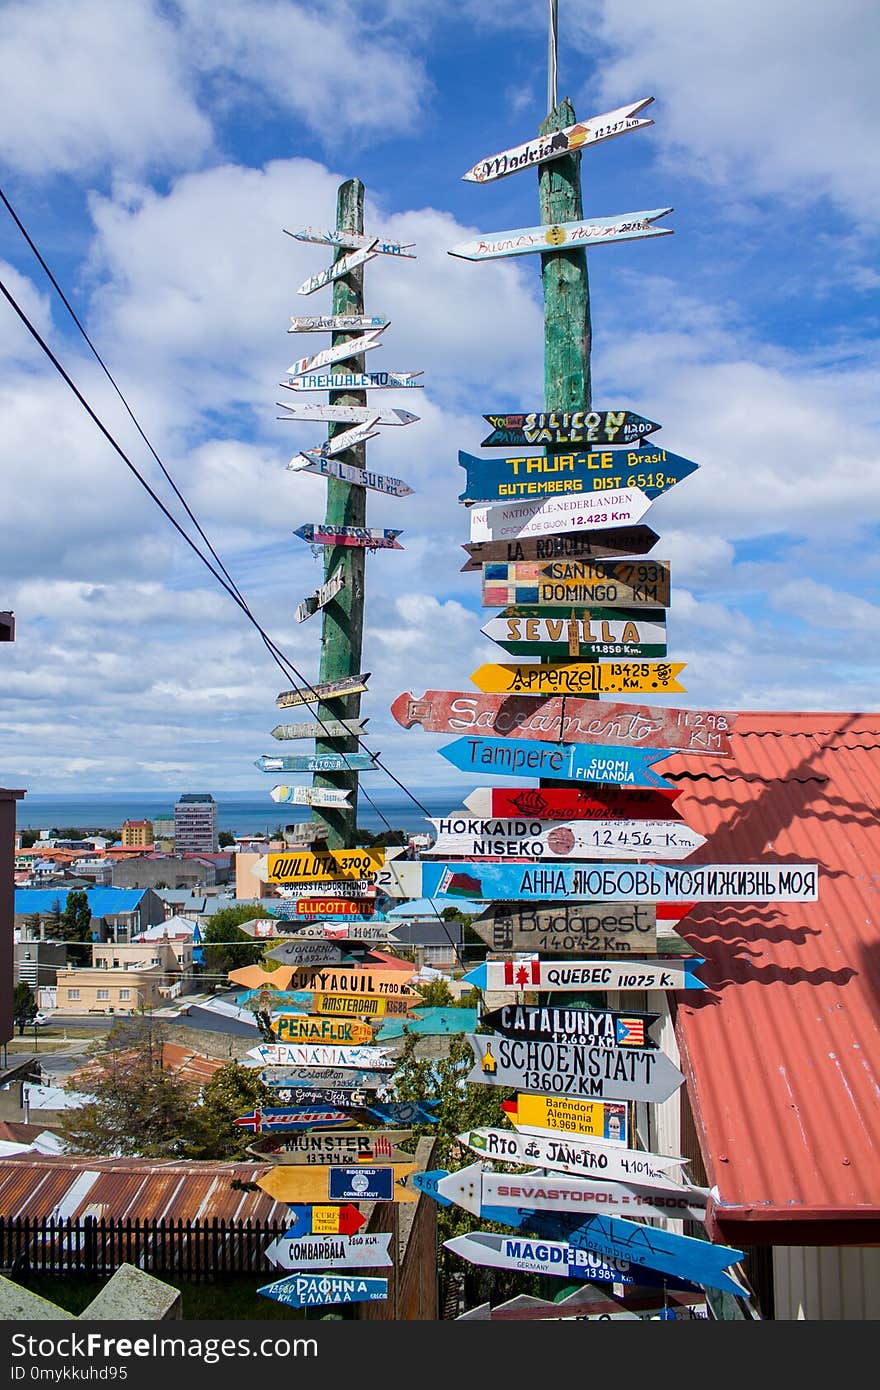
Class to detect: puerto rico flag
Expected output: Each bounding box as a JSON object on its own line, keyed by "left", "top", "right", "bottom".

{"left": 615, "top": 1017, "right": 646, "bottom": 1047}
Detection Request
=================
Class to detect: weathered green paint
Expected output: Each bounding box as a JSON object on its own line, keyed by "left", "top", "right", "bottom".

{"left": 312, "top": 179, "right": 368, "bottom": 847}
{"left": 539, "top": 97, "right": 591, "bottom": 413}
{"left": 539, "top": 98, "right": 597, "bottom": 767}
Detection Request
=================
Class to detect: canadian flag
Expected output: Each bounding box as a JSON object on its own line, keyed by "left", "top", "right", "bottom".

{"left": 503, "top": 959, "right": 541, "bottom": 986}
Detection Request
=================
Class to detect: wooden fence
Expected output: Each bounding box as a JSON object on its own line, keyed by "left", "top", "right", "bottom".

{"left": 0, "top": 1215, "right": 287, "bottom": 1282}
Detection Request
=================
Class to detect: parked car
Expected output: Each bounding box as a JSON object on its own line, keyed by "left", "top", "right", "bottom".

{"left": 32, "top": 1012, "right": 52, "bottom": 1027}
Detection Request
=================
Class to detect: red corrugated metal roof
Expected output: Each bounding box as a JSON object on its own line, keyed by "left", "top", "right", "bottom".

{"left": 659, "top": 712, "right": 880, "bottom": 1243}
{"left": 0, "top": 1157, "right": 285, "bottom": 1223}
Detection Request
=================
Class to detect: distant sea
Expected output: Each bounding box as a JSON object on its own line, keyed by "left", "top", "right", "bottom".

{"left": 15, "top": 791, "right": 461, "bottom": 838}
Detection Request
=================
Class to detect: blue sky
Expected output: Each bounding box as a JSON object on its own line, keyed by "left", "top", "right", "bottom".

{"left": 0, "top": 0, "right": 877, "bottom": 807}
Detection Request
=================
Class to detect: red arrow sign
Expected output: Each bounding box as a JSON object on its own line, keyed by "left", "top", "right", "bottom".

{"left": 462, "top": 785, "right": 682, "bottom": 822}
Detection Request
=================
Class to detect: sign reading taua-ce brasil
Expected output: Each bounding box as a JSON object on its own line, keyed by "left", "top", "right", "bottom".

{"left": 458, "top": 446, "right": 698, "bottom": 505}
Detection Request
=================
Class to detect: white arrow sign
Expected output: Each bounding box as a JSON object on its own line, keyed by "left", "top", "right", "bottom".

{"left": 289, "top": 451, "right": 413, "bottom": 498}
{"left": 456, "top": 1128, "right": 688, "bottom": 1187}
{"left": 288, "top": 315, "right": 390, "bottom": 334}
{"left": 271, "top": 719, "right": 366, "bottom": 740}
{"left": 286, "top": 330, "right": 385, "bottom": 379}
{"left": 293, "top": 567, "right": 346, "bottom": 624}
{"left": 448, "top": 209, "right": 673, "bottom": 262}
{"left": 437, "top": 1162, "right": 709, "bottom": 1224}
{"left": 264, "top": 1230, "right": 393, "bottom": 1270}
{"left": 463, "top": 98, "right": 655, "bottom": 183}
{"left": 469, "top": 489, "right": 652, "bottom": 543}
{"left": 425, "top": 817, "right": 706, "bottom": 861}
{"left": 284, "top": 370, "right": 423, "bottom": 391}
{"left": 465, "top": 959, "right": 703, "bottom": 993}
{"left": 246, "top": 1043, "right": 395, "bottom": 1069}
{"left": 288, "top": 416, "right": 382, "bottom": 459}
{"left": 463, "top": 1033, "right": 685, "bottom": 1104}
{"left": 297, "top": 242, "right": 379, "bottom": 296}
{"left": 275, "top": 403, "right": 419, "bottom": 425}
{"left": 286, "top": 227, "right": 416, "bottom": 258}
{"left": 269, "top": 785, "right": 352, "bottom": 807}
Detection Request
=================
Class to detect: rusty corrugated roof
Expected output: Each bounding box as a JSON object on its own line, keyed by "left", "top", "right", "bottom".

{"left": 659, "top": 712, "right": 880, "bottom": 1243}
{"left": 0, "top": 1157, "right": 285, "bottom": 1223}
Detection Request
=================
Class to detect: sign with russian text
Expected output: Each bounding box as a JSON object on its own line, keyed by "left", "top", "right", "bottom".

{"left": 420, "top": 860, "right": 818, "bottom": 904}
{"left": 481, "top": 410, "right": 661, "bottom": 449}
{"left": 463, "top": 1033, "right": 685, "bottom": 1103}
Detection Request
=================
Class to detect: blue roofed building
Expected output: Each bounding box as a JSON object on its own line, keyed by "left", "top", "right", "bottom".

{"left": 14, "top": 886, "right": 165, "bottom": 944}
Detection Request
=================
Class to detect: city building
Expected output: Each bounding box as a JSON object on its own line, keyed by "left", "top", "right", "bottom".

{"left": 14, "top": 887, "right": 165, "bottom": 944}
{"left": 1, "top": 788, "right": 26, "bottom": 1047}
{"left": 111, "top": 855, "right": 225, "bottom": 891}
{"left": 121, "top": 819, "right": 153, "bottom": 849}
{"left": 173, "top": 794, "right": 218, "bottom": 854}
{"left": 55, "top": 939, "right": 193, "bottom": 1014}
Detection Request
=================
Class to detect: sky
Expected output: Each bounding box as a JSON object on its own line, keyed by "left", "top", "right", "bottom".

{"left": 0, "top": 0, "right": 877, "bottom": 815}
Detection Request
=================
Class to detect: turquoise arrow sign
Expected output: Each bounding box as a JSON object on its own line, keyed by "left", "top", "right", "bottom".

{"left": 437, "top": 736, "right": 675, "bottom": 788}
{"left": 412, "top": 861, "right": 817, "bottom": 903}
{"left": 255, "top": 752, "right": 379, "bottom": 773}
{"left": 258, "top": 1274, "right": 388, "bottom": 1308}
{"left": 458, "top": 446, "right": 699, "bottom": 505}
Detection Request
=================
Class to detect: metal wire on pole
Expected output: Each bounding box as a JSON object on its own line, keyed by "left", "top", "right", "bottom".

{"left": 548, "top": 0, "right": 559, "bottom": 113}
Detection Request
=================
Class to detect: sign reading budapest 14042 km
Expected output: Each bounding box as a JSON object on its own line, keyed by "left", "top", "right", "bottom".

{"left": 392, "top": 690, "right": 733, "bottom": 754}
{"left": 448, "top": 208, "right": 673, "bottom": 261}
{"left": 481, "top": 610, "right": 667, "bottom": 660}
{"left": 425, "top": 817, "right": 705, "bottom": 861}
{"left": 437, "top": 737, "right": 676, "bottom": 789}
{"left": 462, "top": 98, "right": 654, "bottom": 183}
{"left": 469, "top": 660, "right": 686, "bottom": 697}
{"left": 470, "top": 902, "right": 695, "bottom": 956}
{"left": 463, "top": 1033, "right": 685, "bottom": 1104}
{"left": 458, "top": 446, "right": 698, "bottom": 505}
{"left": 469, "top": 489, "right": 652, "bottom": 542}
{"left": 481, "top": 410, "right": 661, "bottom": 449}
{"left": 481, "top": 558, "right": 670, "bottom": 608}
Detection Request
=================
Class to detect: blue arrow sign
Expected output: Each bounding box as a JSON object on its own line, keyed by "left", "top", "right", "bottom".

{"left": 446, "top": 1231, "right": 704, "bottom": 1292}
{"left": 258, "top": 1274, "right": 388, "bottom": 1309}
{"left": 458, "top": 446, "right": 699, "bottom": 505}
{"left": 416, "top": 860, "right": 816, "bottom": 904}
{"left": 437, "top": 736, "right": 675, "bottom": 788}
{"left": 327, "top": 1167, "right": 396, "bottom": 1201}
{"left": 449, "top": 1203, "right": 744, "bottom": 1297}
{"left": 255, "top": 752, "right": 378, "bottom": 773}
{"left": 361, "top": 1099, "right": 441, "bottom": 1125}
{"left": 412, "top": 1170, "right": 455, "bottom": 1206}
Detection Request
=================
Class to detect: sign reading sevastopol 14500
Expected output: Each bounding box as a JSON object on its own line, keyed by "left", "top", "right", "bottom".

{"left": 414, "top": 861, "right": 819, "bottom": 903}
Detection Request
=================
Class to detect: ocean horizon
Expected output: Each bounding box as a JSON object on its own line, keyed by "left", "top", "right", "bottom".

{"left": 14, "top": 790, "right": 465, "bottom": 838}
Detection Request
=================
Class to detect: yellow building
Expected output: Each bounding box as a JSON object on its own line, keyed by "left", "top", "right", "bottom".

{"left": 55, "top": 941, "right": 189, "bottom": 1014}
{"left": 121, "top": 819, "right": 153, "bottom": 848}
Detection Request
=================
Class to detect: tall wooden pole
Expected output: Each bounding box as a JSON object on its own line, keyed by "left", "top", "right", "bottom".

{"left": 311, "top": 178, "right": 367, "bottom": 849}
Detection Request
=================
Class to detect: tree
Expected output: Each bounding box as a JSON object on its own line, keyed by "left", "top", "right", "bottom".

{"left": 59, "top": 888, "right": 94, "bottom": 965}
{"left": 12, "top": 983, "right": 37, "bottom": 1035}
{"left": 200, "top": 904, "right": 272, "bottom": 979}
{"left": 19, "top": 829, "right": 39, "bottom": 849}
{"left": 41, "top": 897, "right": 64, "bottom": 942}
{"left": 413, "top": 976, "right": 455, "bottom": 1009}
{"left": 60, "top": 1018, "right": 197, "bottom": 1158}
{"left": 218, "top": 830, "right": 236, "bottom": 848}
{"left": 188, "top": 1062, "right": 274, "bottom": 1160}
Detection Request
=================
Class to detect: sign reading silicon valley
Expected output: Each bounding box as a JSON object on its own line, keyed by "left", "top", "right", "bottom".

{"left": 437, "top": 737, "right": 676, "bottom": 789}
{"left": 448, "top": 208, "right": 673, "bottom": 261}
{"left": 462, "top": 99, "right": 654, "bottom": 183}
{"left": 391, "top": 690, "right": 734, "bottom": 754}
{"left": 481, "top": 411, "right": 661, "bottom": 449}
{"left": 463, "top": 1033, "right": 686, "bottom": 1103}
{"left": 458, "top": 446, "right": 698, "bottom": 505}
{"left": 425, "top": 816, "right": 705, "bottom": 861}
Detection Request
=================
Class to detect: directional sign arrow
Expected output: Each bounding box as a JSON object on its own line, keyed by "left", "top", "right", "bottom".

{"left": 288, "top": 416, "right": 383, "bottom": 455}
{"left": 297, "top": 241, "right": 379, "bottom": 296}
{"left": 462, "top": 1207, "right": 746, "bottom": 1298}
{"left": 255, "top": 753, "right": 378, "bottom": 774}
{"left": 463, "top": 98, "right": 654, "bottom": 183}
{"left": 257, "top": 1163, "right": 419, "bottom": 1204}
{"left": 462, "top": 1032, "right": 686, "bottom": 1103}
{"left": 275, "top": 670, "right": 371, "bottom": 708}
{"left": 457, "top": 1129, "right": 687, "bottom": 1187}
{"left": 503, "top": 1095, "right": 629, "bottom": 1145}
{"left": 391, "top": 690, "right": 732, "bottom": 754}
{"left": 285, "top": 227, "right": 416, "bottom": 257}
{"left": 444, "top": 1231, "right": 695, "bottom": 1292}
{"left": 281, "top": 1205, "right": 366, "bottom": 1237}
{"left": 469, "top": 488, "right": 652, "bottom": 542}
{"left": 258, "top": 1130, "right": 413, "bottom": 1166}
{"left": 288, "top": 315, "right": 390, "bottom": 334}
{"left": 277, "top": 401, "right": 417, "bottom": 426}
{"left": 436, "top": 737, "right": 677, "bottom": 788}
{"left": 263, "top": 1230, "right": 393, "bottom": 1271}
{"left": 271, "top": 719, "right": 366, "bottom": 740}
{"left": 468, "top": 663, "right": 686, "bottom": 697}
{"left": 462, "top": 527, "right": 660, "bottom": 569}
{"left": 462, "top": 959, "right": 706, "bottom": 992}
{"left": 424, "top": 816, "right": 706, "bottom": 861}
{"left": 285, "top": 370, "right": 423, "bottom": 391}
{"left": 470, "top": 901, "right": 696, "bottom": 957}
{"left": 359, "top": 1100, "right": 440, "bottom": 1126}
{"left": 286, "top": 329, "right": 384, "bottom": 378}
{"left": 449, "top": 208, "right": 673, "bottom": 262}
{"left": 232, "top": 1107, "right": 353, "bottom": 1131}
{"left": 269, "top": 785, "right": 352, "bottom": 807}
{"left": 290, "top": 453, "right": 413, "bottom": 498}
{"left": 246, "top": 1043, "right": 395, "bottom": 1069}
{"left": 458, "top": 446, "right": 698, "bottom": 506}
{"left": 480, "top": 410, "right": 661, "bottom": 449}
{"left": 462, "top": 786, "right": 683, "bottom": 818}
{"left": 258, "top": 1274, "right": 388, "bottom": 1308}
{"left": 479, "top": 1005, "right": 662, "bottom": 1046}
{"left": 482, "top": 557, "right": 670, "bottom": 608}
{"left": 437, "top": 1162, "right": 709, "bottom": 1224}
{"left": 270, "top": 1016, "right": 376, "bottom": 1046}
{"left": 480, "top": 610, "right": 667, "bottom": 660}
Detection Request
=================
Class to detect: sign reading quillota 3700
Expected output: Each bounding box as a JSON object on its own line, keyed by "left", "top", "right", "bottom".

{"left": 255, "top": 849, "right": 384, "bottom": 884}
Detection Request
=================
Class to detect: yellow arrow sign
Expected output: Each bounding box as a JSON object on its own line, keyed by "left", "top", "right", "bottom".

{"left": 470, "top": 660, "right": 686, "bottom": 696}
{"left": 270, "top": 1016, "right": 375, "bottom": 1045}
{"left": 288, "top": 966, "right": 419, "bottom": 996}
{"left": 261, "top": 848, "right": 385, "bottom": 884}
{"left": 257, "top": 1163, "right": 420, "bottom": 1204}
{"left": 300, "top": 991, "right": 422, "bottom": 1018}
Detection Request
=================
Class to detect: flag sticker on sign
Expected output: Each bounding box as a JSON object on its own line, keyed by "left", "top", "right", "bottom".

{"left": 502, "top": 959, "right": 541, "bottom": 987}
{"left": 615, "top": 1017, "right": 646, "bottom": 1046}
